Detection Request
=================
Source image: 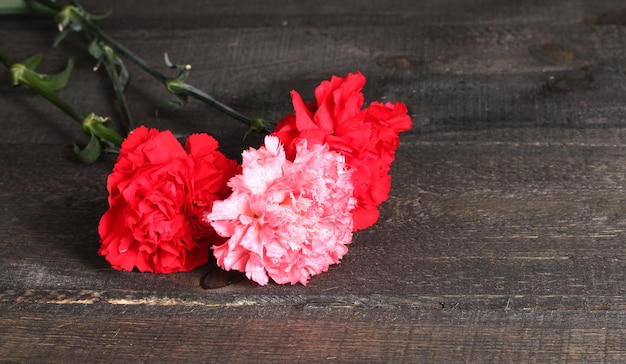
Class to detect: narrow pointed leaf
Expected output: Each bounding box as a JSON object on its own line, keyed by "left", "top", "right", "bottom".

{"left": 88, "top": 8, "right": 113, "bottom": 20}
{"left": 52, "top": 28, "right": 72, "bottom": 48}
{"left": 100, "top": 47, "right": 133, "bottom": 132}
{"left": 104, "top": 46, "right": 130, "bottom": 89}
{"left": 115, "top": 57, "right": 129, "bottom": 89}
{"left": 158, "top": 100, "right": 185, "bottom": 110}
{"left": 88, "top": 39, "right": 104, "bottom": 59}
{"left": 37, "top": 58, "right": 74, "bottom": 91}
{"left": 21, "top": 53, "right": 43, "bottom": 70}
{"left": 73, "top": 133, "right": 102, "bottom": 164}
{"left": 164, "top": 53, "right": 175, "bottom": 68}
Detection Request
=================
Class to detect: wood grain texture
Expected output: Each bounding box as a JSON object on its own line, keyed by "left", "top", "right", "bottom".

{"left": 1, "top": 0, "right": 626, "bottom": 362}
{"left": 2, "top": 301, "right": 625, "bottom": 363}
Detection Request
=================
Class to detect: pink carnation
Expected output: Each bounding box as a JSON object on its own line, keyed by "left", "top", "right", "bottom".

{"left": 272, "top": 72, "right": 412, "bottom": 231}
{"left": 206, "top": 136, "right": 355, "bottom": 285}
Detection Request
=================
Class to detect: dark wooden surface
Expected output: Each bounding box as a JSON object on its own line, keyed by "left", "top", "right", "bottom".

{"left": 2, "top": 0, "right": 626, "bottom": 362}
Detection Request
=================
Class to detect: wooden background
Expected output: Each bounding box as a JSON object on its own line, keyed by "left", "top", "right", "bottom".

{"left": 1, "top": 0, "right": 626, "bottom": 362}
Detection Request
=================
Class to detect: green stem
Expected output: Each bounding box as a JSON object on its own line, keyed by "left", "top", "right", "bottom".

{"left": 83, "top": 113, "right": 124, "bottom": 146}
{"left": 99, "top": 45, "right": 134, "bottom": 134}
{"left": 102, "top": 60, "right": 133, "bottom": 133}
{"left": 26, "top": 76, "right": 84, "bottom": 122}
{"left": 57, "top": 2, "right": 273, "bottom": 133}
{"left": 85, "top": 18, "right": 269, "bottom": 130}
{"left": 75, "top": 14, "right": 167, "bottom": 84}
{"left": 0, "top": 0, "right": 57, "bottom": 15}
{"left": 32, "top": 0, "right": 60, "bottom": 12}
{"left": 0, "top": 51, "right": 84, "bottom": 123}
{"left": 168, "top": 82, "right": 274, "bottom": 133}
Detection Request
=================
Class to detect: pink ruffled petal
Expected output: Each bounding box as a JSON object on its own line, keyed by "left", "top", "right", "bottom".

{"left": 207, "top": 136, "right": 355, "bottom": 285}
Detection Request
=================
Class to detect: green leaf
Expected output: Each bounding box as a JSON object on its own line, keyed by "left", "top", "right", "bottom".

{"left": 72, "top": 133, "right": 102, "bottom": 164}
{"left": 87, "top": 39, "right": 104, "bottom": 60}
{"left": 90, "top": 41, "right": 129, "bottom": 89}
{"left": 21, "top": 53, "right": 43, "bottom": 70}
{"left": 104, "top": 46, "right": 129, "bottom": 89}
{"left": 35, "top": 57, "right": 74, "bottom": 91}
{"left": 88, "top": 8, "right": 112, "bottom": 21}
{"left": 164, "top": 53, "right": 175, "bottom": 68}
{"left": 115, "top": 57, "right": 129, "bottom": 89}
{"left": 158, "top": 100, "right": 185, "bottom": 111}
{"left": 166, "top": 80, "right": 192, "bottom": 105}
{"left": 13, "top": 55, "right": 74, "bottom": 92}
{"left": 52, "top": 28, "right": 71, "bottom": 48}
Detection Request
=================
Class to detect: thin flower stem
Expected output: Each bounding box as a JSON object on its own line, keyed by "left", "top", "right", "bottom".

{"left": 48, "top": 0, "right": 274, "bottom": 133}
{"left": 83, "top": 113, "right": 124, "bottom": 146}
{"left": 97, "top": 44, "right": 134, "bottom": 134}
{"left": 27, "top": 79, "right": 84, "bottom": 123}
{"left": 75, "top": 16, "right": 167, "bottom": 84}
{"left": 101, "top": 58, "right": 134, "bottom": 133}
{"left": 81, "top": 17, "right": 272, "bottom": 131}
{"left": 32, "top": 0, "right": 60, "bottom": 12}
{"left": 168, "top": 82, "right": 275, "bottom": 133}
{"left": 0, "top": 0, "right": 57, "bottom": 15}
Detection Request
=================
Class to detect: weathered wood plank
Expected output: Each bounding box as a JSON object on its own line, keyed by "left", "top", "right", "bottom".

{"left": 2, "top": 301, "right": 625, "bottom": 363}
{"left": 2, "top": 0, "right": 626, "bottom": 361}
{"left": 83, "top": 0, "right": 626, "bottom": 28}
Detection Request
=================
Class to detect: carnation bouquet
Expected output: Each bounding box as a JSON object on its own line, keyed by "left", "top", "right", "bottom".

{"left": 1, "top": 0, "right": 412, "bottom": 285}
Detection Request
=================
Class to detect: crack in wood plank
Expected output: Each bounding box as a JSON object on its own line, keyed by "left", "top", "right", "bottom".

{"left": 2, "top": 289, "right": 625, "bottom": 311}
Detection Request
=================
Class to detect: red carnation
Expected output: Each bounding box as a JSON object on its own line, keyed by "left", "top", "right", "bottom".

{"left": 273, "top": 72, "right": 412, "bottom": 231}
{"left": 98, "top": 126, "right": 238, "bottom": 273}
